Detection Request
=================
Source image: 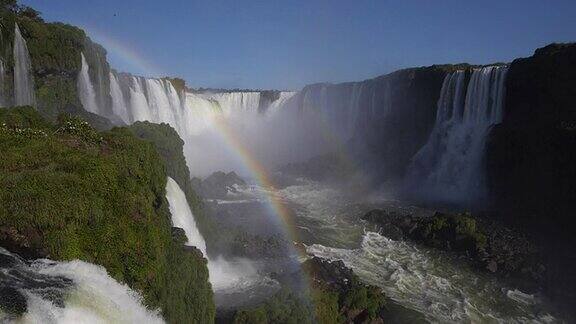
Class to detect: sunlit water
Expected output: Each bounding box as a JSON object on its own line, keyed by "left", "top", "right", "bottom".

{"left": 205, "top": 177, "right": 558, "bottom": 322}
{"left": 275, "top": 179, "right": 558, "bottom": 323}
{"left": 0, "top": 248, "right": 164, "bottom": 323}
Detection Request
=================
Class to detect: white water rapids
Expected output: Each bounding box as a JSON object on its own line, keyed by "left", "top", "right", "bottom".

{"left": 274, "top": 180, "right": 557, "bottom": 324}
{"left": 0, "top": 248, "right": 164, "bottom": 323}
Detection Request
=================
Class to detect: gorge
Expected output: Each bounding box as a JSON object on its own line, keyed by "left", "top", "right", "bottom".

{"left": 1, "top": 1, "right": 575, "bottom": 323}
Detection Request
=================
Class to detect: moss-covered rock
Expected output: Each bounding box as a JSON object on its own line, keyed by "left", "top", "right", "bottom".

{"left": 230, "top": 257, "right": 396, "bottom": 324}
{"left": 127, "top": 121, "right": 216, "bottom": 244}
{"left": 0, "top": 107, "right": 214, "bottom": 323}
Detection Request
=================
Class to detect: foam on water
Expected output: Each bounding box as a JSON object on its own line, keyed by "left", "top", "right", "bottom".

{"left": 0, "top": 248, "right": 164, "bottom": 324}
{"left": 307, "top": 232, "right": 555, "bottom": 323}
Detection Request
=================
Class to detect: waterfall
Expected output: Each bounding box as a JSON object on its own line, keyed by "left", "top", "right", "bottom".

{"left": 267, "top": 91, "right": 296, "bottom": 115}
{"left": 165, "top": 177, "right": 207, "bottom": 255}
{"left": 109, "top": 72, "right": 130, "bottom": 123}
{"left": 199, "top": 92, "right": 261, "bottom": 115}
{"left": 0, "top": 248, "right": 164, "bottom": 323}
{"left": 164, "top": 177, "right": 260, "bottom": 292}
{"left": 77, "top": 52, "right": 99, "bottom": 114}
{"left": 406, "top": 66, "right": 508, "bottom": 204}
{"left": 106, "top": 73, "right": 293, "bottom": 139}
{"left": 13, "top": 23, "right": 36, "bottom": 107}
{"left": 103, "top": 72, "right": 303, "bottom": 175}
{"left": 296, "top": 82, "right": 379, "bottom": 142}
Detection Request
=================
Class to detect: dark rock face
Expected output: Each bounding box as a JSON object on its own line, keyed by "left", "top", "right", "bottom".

{"left": 0, "top": 226, "right": 48, "bottom": 260}
{"left": 485, "top": 42, "right": 576, "bottom": 317}
{"left": 487, "top": 43, "right": 576, "bottom": 230}
{"left": 0, "top": 287, "right": 27, "bottom": 316}
{"left": 289, "top": 65, "right": 465, "bottom": 184}
{"left": 502, "top": 43, "right": 576, "bottom": 128}
{"left": 348, "top": 66, "right": 456, "bottom": 183}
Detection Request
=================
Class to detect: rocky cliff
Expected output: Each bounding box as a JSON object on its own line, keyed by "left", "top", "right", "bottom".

{"left": 485, "top": 43, "right": 576, "bottom": 312}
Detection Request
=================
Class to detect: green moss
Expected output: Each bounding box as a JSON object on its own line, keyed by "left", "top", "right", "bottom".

{"left": 341, "top": 283, "right": 386, "bottom": 320}
{"left": 0, "top": 107, "right": 214, "bottom": 323}
{"left": 416, "top": 212, "right": 488, "bottom": 253}
{"left": 312, "top": 288, "right": 343, "bottom": 324}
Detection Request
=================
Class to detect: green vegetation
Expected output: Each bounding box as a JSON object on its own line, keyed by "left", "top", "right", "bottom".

{"left": 0, "top": 1, "right": 111, "bottom": 122}
{"left": 128, "top": 121, "right": 290, "bottom": 260}
{"left": 415, "top": 212, "right": 488, "bottom": 253}
{"left": 233, "top": 290, "right": 315, "bottom": 324}
{"left": 233, "top": 258, "right": 388, "bottom": 324}
{"left": 0, "top": 107, "right": 214, "bottom": 323}
{"left": 128, "top": 121, "right": 215, "bottom": 240}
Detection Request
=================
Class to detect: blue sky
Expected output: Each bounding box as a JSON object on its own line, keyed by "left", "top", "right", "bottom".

{"left": 20, "top": 0, "right": 576, "bottom": 90}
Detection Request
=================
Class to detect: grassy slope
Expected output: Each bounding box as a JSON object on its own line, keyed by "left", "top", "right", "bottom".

{"left": 0, "top": 107, "right": 214, "bottom": 323}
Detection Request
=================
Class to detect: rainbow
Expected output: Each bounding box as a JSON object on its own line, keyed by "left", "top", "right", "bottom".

{"left": 84, "top": 26, "right": 165, "bottom": 77}
{"left": 84, "top": 28, "right": 309, "bottom": 246}
{"left": 211, "top": 116, "right": 303, "bottom": 246}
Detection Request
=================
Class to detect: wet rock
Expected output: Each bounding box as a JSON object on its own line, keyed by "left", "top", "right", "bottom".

{"left": 0, "top": 287, "right": 27, "bottom": 316}
{"left": 362, "top": 209, "right": 544, "bottom": 287}
{"left": 171, "top": 227, "right": 188, "bottom": 245}
{"left": 0, "top": 226, "right": 48, "bottom": 259}
{"left": 486, "top": 261, "right": 498, "bottom": 273}
{"left": 302, "top": 257, "right": 427, "bottom": 323}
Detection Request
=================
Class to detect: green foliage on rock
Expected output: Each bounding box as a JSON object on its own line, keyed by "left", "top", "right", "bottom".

{"left": 127, "top": 121, "right": 215, "bottom": 240}
{"left": 233, "top": 290, "right": 315, "bottom": 324}
{"left": 233, "top": 258, "right": 389, "bottom": 324}
{"left": 416, "top": 212, "right": 488, "bottom": 253}
{"left": 0, "top": 107, "right": 214, "bottom": 323}
{"left": 0, "top": 1, "right": 111, "bottom": 122}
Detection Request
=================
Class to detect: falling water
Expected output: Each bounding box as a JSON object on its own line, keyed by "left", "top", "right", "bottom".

{"left": 165, "top": 177, "right": 207, "bottom": 254}
{"left": 109, "top": 72, "right": 130, "bottom": 123}
{"left": 77, "top": 53, "right": 99, "bottom": 114}
{"left": 406, "top": 66, "right": 508, "bottom": 204}
{"left": 107, "top": 74, "right": 289, "bottom": 130}
{"left": 0, "top": 248, "right": 164, "bottom": 323}
{"left": 199, "top": 92, "right": 261, "bottom": 115}
{"left": 13, "top": 23, "right": 36, "bottom": 107}
{"left": 164, "top": 177, "right": 263, "bottom": 295}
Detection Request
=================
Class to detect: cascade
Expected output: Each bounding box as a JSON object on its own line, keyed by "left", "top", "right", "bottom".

{"left": 267, "top": 91, "right": 296, "bottom": 114}
{"left": 164, "top": 177, "right": 259, "bottom": 292}
{"left": 13, "top": 23, "right": 36, "bottom": 107}
{"left": 0, "top": 248, "right": 163, "bottom": 323}
{"left": 165, "top": 177, "right": 207, "bottom": 255}
{"left": 199, "top": 92, "right": 261, "bottom": 115}
{"left": 77, "top": 52, "right": 99, "bottom": 114}
{"left": 109, "top": 72, "right": 130, "bottom": 123}
{"left": 406, "top": 66, "right": 508, "bottom": 203}
{"left": 128, "top": 76, "right": 153, "bottom": 122}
